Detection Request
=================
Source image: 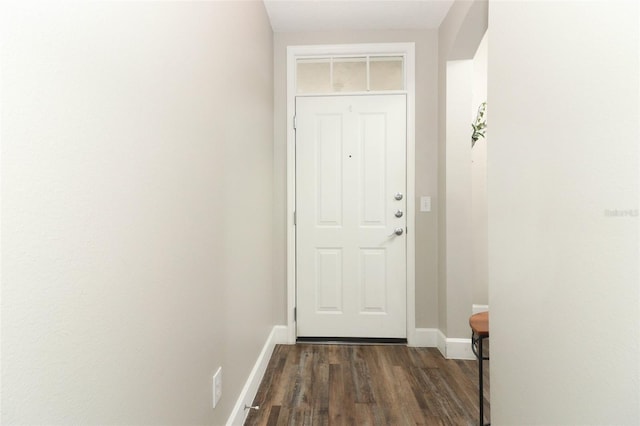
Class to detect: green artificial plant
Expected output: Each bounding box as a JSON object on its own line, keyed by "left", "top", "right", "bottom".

{"left": 471, "top": 102, "right": 487, "bottom": 148}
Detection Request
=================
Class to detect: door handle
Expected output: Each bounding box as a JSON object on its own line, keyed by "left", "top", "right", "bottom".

{"left": 394, "top": 192, "right": 403, "bottom": 201}
{"left": 395, "top": 210, "right": 403, "bottom": 218}
{"left": 392, "top": 227, "right": 404, "bottom": 236}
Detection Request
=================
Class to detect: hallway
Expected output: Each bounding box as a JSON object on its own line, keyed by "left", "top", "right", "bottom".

{"left": 245, "top": 344, "right": 489, "bottom": 425}
{"left": 2, "top": 1, "right": 637, "bottom": 424}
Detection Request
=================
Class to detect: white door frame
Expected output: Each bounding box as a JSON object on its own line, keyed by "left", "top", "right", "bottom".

{"left": 286, "top": 43, "right": 416, "bottom": 345}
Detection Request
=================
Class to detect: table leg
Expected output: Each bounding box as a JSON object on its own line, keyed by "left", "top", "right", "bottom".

{"left": 479, "top": 335, "right": 484, "bottom": 426}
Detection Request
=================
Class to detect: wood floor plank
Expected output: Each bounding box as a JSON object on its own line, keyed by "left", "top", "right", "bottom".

{"left": 392, "top": 365, "right": 428, "bottom": 425}
{"left": 245, "top": 345, "right": 489, "bottom": 426}
{"left": 274, "top": 406, "right": 290, "bottom": 426}
{"left": 328, "top": 363, "right": 356, "bottom": 425}
{"left": 353, "top": 403, "right": 374, "bottom": 426}
{"left": 265, "top": 406, "right": 281, "bottom": 426}
{"left": 361, "top": 346, "right": 401, "bottom": 425}
{"left": 349, "top": 347, "right": 375, "bottom": 404}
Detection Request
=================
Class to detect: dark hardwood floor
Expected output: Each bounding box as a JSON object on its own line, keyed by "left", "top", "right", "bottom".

{"left": 245, "top": 344, "right": 489, "bottom": 426}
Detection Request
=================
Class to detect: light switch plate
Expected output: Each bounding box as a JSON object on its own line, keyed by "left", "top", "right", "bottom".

{"left": 213, "top": 367, "right": 222, "bottom": 408}
{"left": 420, "top": 196, "right": 431, "bottom": 212}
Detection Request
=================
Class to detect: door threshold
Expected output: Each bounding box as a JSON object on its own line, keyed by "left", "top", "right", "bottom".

{"left": 296, "top": 337, "right": 407, "bottom": 345}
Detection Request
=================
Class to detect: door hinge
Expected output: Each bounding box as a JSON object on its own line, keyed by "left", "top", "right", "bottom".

{"left": 293, "top": 210, "right": 296, "bottom": 225}
{"left": 294, "top": 307, "right": 297, "bottom": 321}
{"left": 293, "top": 115, "right": 297, "bottom": 130}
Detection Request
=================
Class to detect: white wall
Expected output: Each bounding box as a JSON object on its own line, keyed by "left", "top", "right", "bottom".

{"left": 471, "top": 32, "right": 488, "bottom": 306}
{"left": 437, "top": 0, "right": 488, "bottom": 338}
{"left": 273, "top": 30, "right": 440, "bottom": 329}
{"left": 1, "top": 2, "right": 274, "bottom": 424}
{"left": 489, "top": 1, "right": 639, "bottom": 423}
{"left": 445, "top": 59, "right": 474, "bottom": 338}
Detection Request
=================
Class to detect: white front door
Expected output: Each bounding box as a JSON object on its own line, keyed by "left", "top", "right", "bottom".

{"left": 296, "top": 94, "right": 407, "bottom": 338}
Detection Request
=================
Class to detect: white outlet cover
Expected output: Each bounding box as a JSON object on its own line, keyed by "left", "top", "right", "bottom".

{"left": 213, "top": 367, "right": 222, "bottom": 408}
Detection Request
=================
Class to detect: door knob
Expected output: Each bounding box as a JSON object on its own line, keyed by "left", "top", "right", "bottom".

{"left": 394, "top": 192, "right": 403, "bottom": 201}
{"left": 395, "top": 210, "right": 403, "bottom": 218}
{"left": 393, "top": 227, "right": 404, "bottom": 236}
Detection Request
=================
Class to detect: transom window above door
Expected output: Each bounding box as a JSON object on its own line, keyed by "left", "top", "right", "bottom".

{"left": 296, "top": 56, "right": 404, "bottom": 94}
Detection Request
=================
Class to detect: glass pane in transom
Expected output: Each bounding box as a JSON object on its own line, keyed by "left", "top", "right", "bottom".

{"left": 332, "top": 57, "right": 367, "bottom": 92}
{"left": 297, "top": 59, "right": 331, "bottom": 93}
{"left": 370, "top": 57, "right": 404, "bottom": 91}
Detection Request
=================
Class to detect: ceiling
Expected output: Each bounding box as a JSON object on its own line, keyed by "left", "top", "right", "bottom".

{"left": 263, "top": 0, "right": 455, "bottom": 32}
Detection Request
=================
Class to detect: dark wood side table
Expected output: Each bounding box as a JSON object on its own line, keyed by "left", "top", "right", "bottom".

{"left": 470, "top": 311, "right": 490, "bottom": 426}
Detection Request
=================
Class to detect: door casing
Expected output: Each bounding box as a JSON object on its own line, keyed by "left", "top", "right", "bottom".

{"left": 286, "top": 43, "right": 416, "bottom": 344}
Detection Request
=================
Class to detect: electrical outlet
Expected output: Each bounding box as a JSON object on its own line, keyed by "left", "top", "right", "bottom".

{"left": 213, "top": 367, "right": 222, "bottom": 408}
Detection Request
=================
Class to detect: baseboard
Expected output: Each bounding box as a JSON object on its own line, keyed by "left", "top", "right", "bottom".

{"left": 436, "top": 329, "right": 476, "bottom": 360}
{"left": 271, "top": 324, "right": 289, "bottom": 343}
{"left": 444, "top": 337, "right": 475, "bottom": 360}
{"left": 410, "top": 328, "right": 439, "bottom": 347}
{"left": 437, "top": 329, "right": 447, "bottom": 357}
{"left": 472, "top": 304, "right": 489, "bottom": 314}
{"left": 226, "top": 325, "right": 288, "bottom": 426}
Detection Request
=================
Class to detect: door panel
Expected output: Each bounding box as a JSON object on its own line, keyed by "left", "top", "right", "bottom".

{"left": 359, "top": 248, "right": 387, "bottom": 312}
{"left": 316, "top": 114, "right": 343, "bottom": 226}
{"left": 316, "top": 248, "right": 343, "bottom": 312}
{"left": 296, "top": 94, "right": 407, "bottom": 338}
{"left": 360, "top": 113, "right": 387, "bottom": 226}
